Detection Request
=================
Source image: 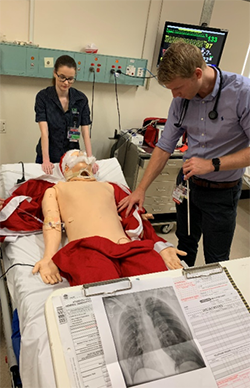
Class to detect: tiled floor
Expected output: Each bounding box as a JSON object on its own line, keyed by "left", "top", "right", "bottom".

{"left": 0, "top": 198, "right": 249, "bottom": 388}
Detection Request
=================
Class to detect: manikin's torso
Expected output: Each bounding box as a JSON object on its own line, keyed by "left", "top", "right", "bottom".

{"left": 54, "top": 180, "right": 129, "bottom": 244}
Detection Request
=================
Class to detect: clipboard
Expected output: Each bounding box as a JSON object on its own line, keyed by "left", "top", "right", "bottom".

{"left": 49, "top": 258, "right": 250, "bottom": 388}
{"left": 182, "top": 262, "right": 250, "bottom": 313}
{"left": 182, "top": 262, "right": 223, "bottom": 279}
{"left": 82, "top": 277, "right": 132, "bottom": 297}
{"left": 223, "top": 266, "right": 250, "bottom": 313}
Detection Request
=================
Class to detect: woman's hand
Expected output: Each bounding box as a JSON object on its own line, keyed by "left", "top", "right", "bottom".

{"left": 92, "top": 162, "right": 99, "bottom": 174}
{"left": 42, "top": 160, "right": 54, "bottom": 175}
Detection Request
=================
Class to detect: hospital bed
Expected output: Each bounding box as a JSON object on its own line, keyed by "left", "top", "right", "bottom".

{"left": 0, "top": 158, "right": 128, "bottom": 388}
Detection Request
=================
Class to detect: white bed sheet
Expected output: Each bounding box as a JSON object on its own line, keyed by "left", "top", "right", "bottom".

{"left": 244, "top": 166, "right": 250, "bottom": 187}
{"left": 1, "top": 158, "right": 128, "bottom": 388}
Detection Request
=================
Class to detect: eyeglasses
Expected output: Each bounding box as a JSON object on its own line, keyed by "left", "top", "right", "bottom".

{"left": 56, "top": 73, "right": 76, "bottom": 84}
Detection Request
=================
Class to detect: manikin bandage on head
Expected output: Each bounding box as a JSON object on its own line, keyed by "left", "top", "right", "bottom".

{"left": 59, "top": 150, "right": 96, "bottom": 181}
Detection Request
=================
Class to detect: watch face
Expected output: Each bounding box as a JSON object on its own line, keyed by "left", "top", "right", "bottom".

{"left": 212, "top": 158, "right": 220, "bottom": 171}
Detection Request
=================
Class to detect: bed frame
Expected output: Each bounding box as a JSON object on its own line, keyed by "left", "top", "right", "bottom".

{"left": 0, "top": 158, "right": 128, "bottom": 388}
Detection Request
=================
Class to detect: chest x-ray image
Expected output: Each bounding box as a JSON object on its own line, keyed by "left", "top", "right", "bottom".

{"left": 103, "top": 287, "right": 205, "bottom": 387}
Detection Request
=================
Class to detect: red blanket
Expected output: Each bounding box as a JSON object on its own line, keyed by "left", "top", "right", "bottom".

{"left": 53, "top": 236, "right": 167, "bottom": 286}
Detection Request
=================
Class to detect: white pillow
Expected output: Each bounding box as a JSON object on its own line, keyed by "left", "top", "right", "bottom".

{"left": 0, "top": 158, "right": 128, "bottom": 199}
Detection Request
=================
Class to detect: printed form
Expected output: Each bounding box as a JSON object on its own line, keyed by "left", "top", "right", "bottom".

{"left": 174, "top": 270, "right": 250, "bottom": 388}
{"left": 52, "top": 293, "right": 111, "bottom": 388}
{"left": 51, "top": 271, "right": 250, "bottom": 388}
{"left": 52, "top": 277, "right": 216, "bottom": 388}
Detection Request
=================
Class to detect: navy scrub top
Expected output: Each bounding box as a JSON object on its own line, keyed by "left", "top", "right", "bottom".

{"left": 35, "top": 86, "right": 91, "bottom": 163}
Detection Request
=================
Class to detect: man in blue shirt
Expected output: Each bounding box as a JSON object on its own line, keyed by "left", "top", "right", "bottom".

{"left": 118, "top": 41, "right": 250, "bottom": 267}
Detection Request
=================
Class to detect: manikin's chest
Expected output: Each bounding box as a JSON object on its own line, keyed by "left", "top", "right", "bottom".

{"left": 56, "top": 181, "right": 114, "bottom": 212}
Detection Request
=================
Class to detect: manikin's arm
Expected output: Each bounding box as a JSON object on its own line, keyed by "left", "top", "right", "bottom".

{"left": 141, "top": 215, "right": 186, "bottom": 270}
{"left": 158, "top": 247, "right": 186, "bottom": 270}
{"left": 39, "top": 121, "right": 54, "bottom": 175}
{"left": 81, "top": 125, "right": 99, "bottom": 173}
{"left": 32, "top": 187, "right": 62, "bottom": 284}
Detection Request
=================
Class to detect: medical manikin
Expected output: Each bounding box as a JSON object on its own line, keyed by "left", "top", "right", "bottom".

{"left": 32, "top": 150, "right": 186, "bottom": 285}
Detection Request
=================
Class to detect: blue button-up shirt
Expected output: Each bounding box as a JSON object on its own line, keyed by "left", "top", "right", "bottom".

{"left": 35, "top": 86, "right": 91, "bottom": 163}
{"left": 157, "top": 69, "right": 250, "bottom": 182}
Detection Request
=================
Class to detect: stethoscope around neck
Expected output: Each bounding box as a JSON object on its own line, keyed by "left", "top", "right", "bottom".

{"left": 174, "top": 67, "right": 223, "bottom": 128}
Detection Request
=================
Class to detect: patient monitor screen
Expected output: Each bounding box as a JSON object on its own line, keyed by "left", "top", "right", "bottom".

{"left": 158, "top": 21, "right": 228, "bottom": 67}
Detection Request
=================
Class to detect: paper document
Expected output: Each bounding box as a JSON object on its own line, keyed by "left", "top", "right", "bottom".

{"left": 52, "top": 293, "right": 111, "bottom": 388}
{"left": 174, "top": 270, "right": 250, "bottom": 388}
{"left": 52, "top": 277, "right": 217, "bottom": 388}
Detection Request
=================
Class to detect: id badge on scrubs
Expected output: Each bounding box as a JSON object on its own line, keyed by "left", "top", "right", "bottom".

{"left": 67, "top": 127, "right": 80, "bottom": 142}
{"left": 172, "top": 183, "right": 188, "bottom": 205}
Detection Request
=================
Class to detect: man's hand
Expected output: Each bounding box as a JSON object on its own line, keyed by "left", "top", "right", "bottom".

{"left": 0, "top": 198, "right": 4, "bottom": 210}
{"left": 159, "top": 247, "right": 187, "bottom": 270}
{"left": 118, "top": 187, "right": 145, "bottom": 217}
{"left": 42, "top": 160, "right": 54, "bottom": 175}
{"left": 183, "top": 157, "right": 214, "bottom": 179}
{"left": 32, "top": 258, "right": 62, "bottom": 284}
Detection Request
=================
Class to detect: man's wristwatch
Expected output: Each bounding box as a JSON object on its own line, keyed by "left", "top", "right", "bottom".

{"left": 212, "top": 158, "right": 221, "bottom": 172}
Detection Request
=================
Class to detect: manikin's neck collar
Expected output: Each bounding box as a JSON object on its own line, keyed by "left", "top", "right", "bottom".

{"left": 70, "top": 177, "right": 96, "bottom": 182}
{"left": 64, "top": 167, "right": 96, "bottom": 182}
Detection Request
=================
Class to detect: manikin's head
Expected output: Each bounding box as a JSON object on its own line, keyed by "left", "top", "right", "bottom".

{"left": 59, "top": 150, "right": 96, "bottom": 181}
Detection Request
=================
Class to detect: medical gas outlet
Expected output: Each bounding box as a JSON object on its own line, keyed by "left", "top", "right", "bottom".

{"left": 126, "top": 65, "right": 136, "bottom": 76}
{"left": 0, "top": 43, "right": 148, "bottom": 86}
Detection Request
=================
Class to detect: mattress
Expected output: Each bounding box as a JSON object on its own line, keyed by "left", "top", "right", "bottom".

{"left": 1, "top": 158, "right": 128, "bottom": 388}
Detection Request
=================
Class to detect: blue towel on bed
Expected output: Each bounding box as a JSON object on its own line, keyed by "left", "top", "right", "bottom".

{"left": 11, "top": 309, "right": 21, "bottom": 366}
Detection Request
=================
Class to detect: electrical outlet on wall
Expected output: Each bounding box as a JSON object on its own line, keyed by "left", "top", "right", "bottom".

{"left": 137, "top": 67, "right": 144, "bottom": 77}
{"left": 44, "top": 57, "right": 54, "bottom": 68}
{"left": 0, "top": 119, "right": 6, "bottom": 133}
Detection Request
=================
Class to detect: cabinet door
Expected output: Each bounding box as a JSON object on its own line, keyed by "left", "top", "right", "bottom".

{"left": 144, "top": 196, "right": 176, "bottom": 214}
{"left": 135, "top": 156, "right": 182, "bottom": 215}
{"left": 145, "top": 180, "right": 175, "bottom": 197}
{"left": 138, "top": 158, "right": 182, "bottom": 183}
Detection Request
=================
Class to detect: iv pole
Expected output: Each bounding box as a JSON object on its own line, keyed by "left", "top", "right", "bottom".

{"left": 199, "top": 0, "right": 215, "bottom": 26}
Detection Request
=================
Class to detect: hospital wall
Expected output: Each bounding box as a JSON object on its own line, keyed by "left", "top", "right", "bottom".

{"left": 0, "top": 0, "right": 249, "bottom": 164}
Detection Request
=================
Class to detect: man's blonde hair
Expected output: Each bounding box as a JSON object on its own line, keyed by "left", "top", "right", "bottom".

{"left": 157, "top": 41, "right": 207, "bottom": 85}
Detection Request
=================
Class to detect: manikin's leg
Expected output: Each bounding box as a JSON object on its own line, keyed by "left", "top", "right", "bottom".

{"left": 53, "top": 237, "right": 167, "bottom": 286}
{"left": 119, "top": 244, "right": 167, "bottom": 278}
{"left": 53, "top": 236, "right": 166, "bottom": 286}
{"left": 52, "top": 238, "right": 121, "bottom": 286}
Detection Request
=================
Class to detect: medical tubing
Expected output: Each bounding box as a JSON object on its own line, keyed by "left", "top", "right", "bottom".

{"left": 0, "top": 263, "right": 34, "bottom": 280}
{"left": 90, "top": 69, "right": 96, "bottom": 137}
{"left": 113, "top": 72, "right": 121, "bottom": 132}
